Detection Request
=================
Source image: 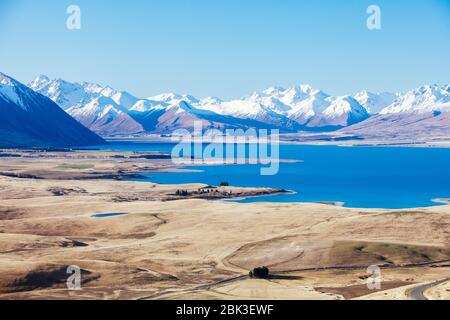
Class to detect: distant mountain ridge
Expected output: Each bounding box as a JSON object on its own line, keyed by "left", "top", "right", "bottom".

{"left": 0, "top": 73, "right": 105, "bottom": 148}
{"left": 28, "top": 75, "right": 450, "bottom": 138}
{"left": 341, "top": 84, "right": 450, "bottom": 141}
{"left": 29, "top": 77, "right": 371, "bottom": 135}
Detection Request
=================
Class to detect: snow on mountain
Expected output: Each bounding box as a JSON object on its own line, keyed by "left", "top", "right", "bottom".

{"left": 353, "top": 91, "right": 398, "bottom": 114}
{"left": 0, "top": 72, "right": 105, "bottom": 148}
{"left": 305, "top": 96, "right": 370, "bottom": 128}
{"left": 250, "top": 86, "right": 366, "bottom": 128}
{"left": 196, "top": 97, "right": 295, "bottom": 129}
{"left": 67, "top": 96, "right": 144, "bottom": 136}
{"left": 28, "top": 75, "right": 373, "bottom": 133}
{"left": 322, "top": 96, "right": 368, "bottom": 117}
{"left": 29, "top": 76, "right": 145, "bottom": 135}
{"left": 129, "top": 99, "right": 168, "bottom": 113}
{"left": 29, "top": 76, "right": 140, "bottom": 110}
{"left": 148, "top": 93, "right": 200, "bottom": 105}
{"left": 193, "top": 85, "right": 366, "bottom": 130}
{"left": 380, "top": 84, "right": 450, "bottom": 114}
{"left": 27, "top": 74, "right": 450, "bottom": 136}
{"left": 278, "top": 85, "right": 316, "bottom": 106}
{"left": 29, "top": 77, "right": 92, "bottom": 110}
{"left": 341, "top": 84, "right": 450, "bottom": 140}
{"left": 287, "top": 90, "right": 331, "bottom": 125}
{"left": 0, "top": 73, "right": 26, "bottom": 109}
{"left": 245, "top": 92, "right": 292, "bottom": 115}
{"left": 100, "top": 88, "right": 139, "bottom": 109}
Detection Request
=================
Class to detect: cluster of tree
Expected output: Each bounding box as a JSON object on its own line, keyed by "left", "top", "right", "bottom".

{"left": 249, "top": 266, "right": 270, "bottom": 279}
{"left": 198, "top": 188, "right": 213, "bottom": 194}
{"left": 198, "top": 188, "right": 233, "bottom": 196}
{"left": 175, "top": 190, "right": 189, "bottom": 196}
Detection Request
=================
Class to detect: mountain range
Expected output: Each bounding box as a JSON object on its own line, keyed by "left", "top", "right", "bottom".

{"left": 0, "top": 73, "right": 105, "bottom": 148}
{"left": 340, "top": 85, "right": 450, "bottom": 142}
{"left": 29, "top": 75, "right": 450, "bottom": 139}
{"left": 29, "top": 77, "right": 375, "bottom": 135}
{"left": 1, "top": 71, "right": 448, "bottom": 145}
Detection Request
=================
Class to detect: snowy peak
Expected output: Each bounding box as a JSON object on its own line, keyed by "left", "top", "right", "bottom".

{"left": 322, "top": 96, "right": 367, "bottom": 117}
{"left": 301, "top": 95, "right": 369, "bottom": 128}
{"left": 262, "top": 86, "right": 286, "bottom": 96}
{"left": 29, "top": 77, "right": 92, "bottom": 110}
{"left": 148, "top": 92, "right": 182, "bottom": 103}
{"left": 353, "top": 90, "right": 398, "bottom": 115}
{"left": 380, "top": 84, "right": 450, "bottom": 114}
{"left": 28, "top": 76, "right": 145, "bottom": 136}
{"left": 29, "top": 74, "right": 50, "bottom": 89}
{"left": 26, "top": 73, "right": 450, "bottom": 135}
{"left": 129, "top": 99, "right": 168, "bottom": 113}
{"left": 0, "top": 72, "right": 48, "bottom": 111}
{"left": 189, "top": 83, "right": 369, "bottom": 129}
{"left": 148, "top": 93, "right": 200, "bottom": 105}
{"left": 103, "top": 90, "right": 138, "bottom": 109}
{"left": 0, "top": 72, "right": 104, "bottom": 147}
{"left": 29, "top": 76, "right": 140, "bottom": 111}
{"left": 278, "top": 85, "right": 320, "bottom": 106}
{"left": 67, "top": 96, "right": 143, "bottom": 136}
{"left": 0, "top": 72, "right": 24, "bottom": 108}
{"left": 69, "top": 96, "right": 125, "bottom": 118}
{"left": 199, "top": 96, "right": 223, "bottom": 105}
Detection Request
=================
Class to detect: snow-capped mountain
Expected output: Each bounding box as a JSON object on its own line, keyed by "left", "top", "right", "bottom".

{"left": 29, "top": 76, "right": 147, "bottom": 135}
{"left": 193, "top": 85, "right": 368, "bottom": 130}
{"left": 196, "top": 95, "right": 297, "bottom": 129}
{"left": 341, "top": 84, "right": 450, "bottom": 140}
{"left": 0, "top": 72, "right": 104, "bottom": 148}
{"left": 29, "top": 76, "right": 141, "bottom": 110}
{"left": 102, "top": 89, "right": 139, "bottom": 109}
{"left": 305, "top": 96, "right": 370, "bottom": 129}
{"left": 380, "top": 84, "right": 450, "bottom": 114}
{"left": 68, "top": 96, "right": 144, "bottom": 136}
{"left": 29, "top": 76, "right": 98, "bottom": 110}
{"left": 148, "top": 93, "right": 200, "bottom": 105}
{"left": 27, "top": 75, "right": 450, "bottom": 138}
{"left": 287, "top": 89, "right": 331, "bottom": 124}
{"left": 353, "top": 91, "right": 398, "bottom": 115}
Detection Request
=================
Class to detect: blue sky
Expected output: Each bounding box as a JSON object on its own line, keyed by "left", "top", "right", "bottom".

{"left": 0, "top": 0, "right": 449, "bottom": 99}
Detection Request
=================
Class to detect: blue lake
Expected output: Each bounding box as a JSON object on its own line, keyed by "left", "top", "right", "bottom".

{"left": 92, "top": 213, "right": 128, "bottom": 218}
{"left": 93, "top": 141, "right": 450, "bottom": 209}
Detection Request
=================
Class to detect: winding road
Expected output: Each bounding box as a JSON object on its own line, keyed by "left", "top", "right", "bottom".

{"left": 408, "top": 278, "right": 449, "bottom": 300}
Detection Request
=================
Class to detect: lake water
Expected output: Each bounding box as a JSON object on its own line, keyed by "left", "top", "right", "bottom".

{"left": 92, "top": 213, "right": 128, "bottom": 218}
{"left": 93, "top": 141, "right": 450, "bottom": 209}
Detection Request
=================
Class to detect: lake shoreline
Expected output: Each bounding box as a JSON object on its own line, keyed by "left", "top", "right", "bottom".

{"left": 102, "top": 136, "right": 450, "bottom": 149}
{"left": 2, "top": 145, "right": 449, "bottom": 209}
{"left": 0, "top": 147, "right": 449, "bottom": 300}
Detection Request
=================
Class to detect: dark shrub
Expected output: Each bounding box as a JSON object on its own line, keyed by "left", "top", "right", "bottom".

{"left": 249, "top": 266, "right": 270, "bottom": 279}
